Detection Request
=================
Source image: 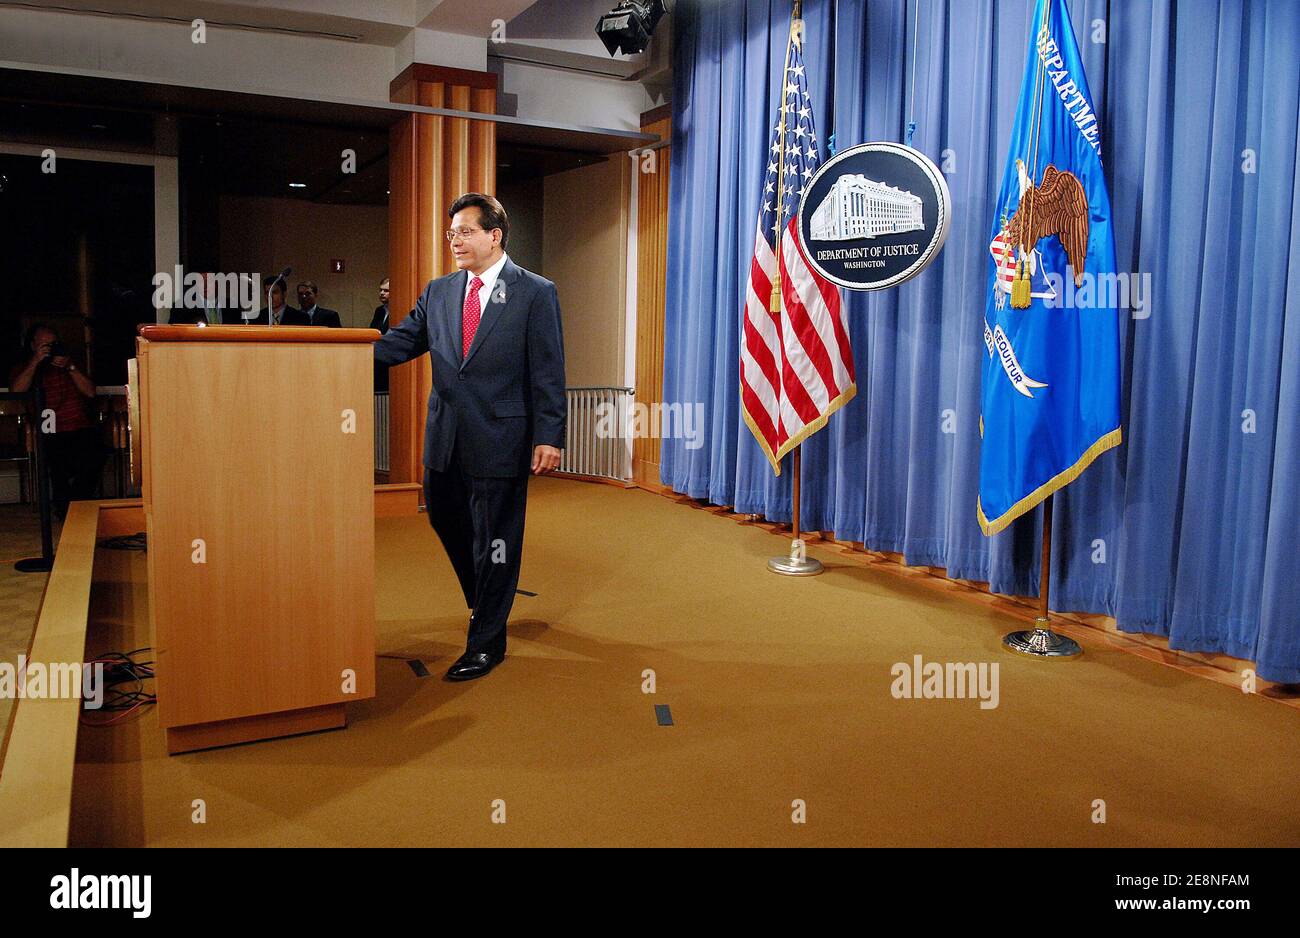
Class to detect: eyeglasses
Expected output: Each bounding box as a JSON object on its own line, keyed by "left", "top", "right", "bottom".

{"left": 445, "top": 227, "right": 485, "bottom": 242}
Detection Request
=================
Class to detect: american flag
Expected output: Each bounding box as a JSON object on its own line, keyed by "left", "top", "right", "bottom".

{"left": 740, "top": 17, "right": 855, "bottom": 474}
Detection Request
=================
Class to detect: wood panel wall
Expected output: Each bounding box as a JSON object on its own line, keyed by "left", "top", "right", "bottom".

{"left": 387, "top": 65, "right": 497, "bottom": 483}
{"left": 634, "top": 112, "right": 671, "bottom": 487}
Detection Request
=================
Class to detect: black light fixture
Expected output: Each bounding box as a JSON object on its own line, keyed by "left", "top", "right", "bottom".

{"left": 595, "top": 0, "right": 671, "bottom": 57}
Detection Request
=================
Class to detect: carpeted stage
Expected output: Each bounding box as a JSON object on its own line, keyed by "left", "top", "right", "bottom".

{"left": 70, "top": 477, "right": 1300, "bottom": 847}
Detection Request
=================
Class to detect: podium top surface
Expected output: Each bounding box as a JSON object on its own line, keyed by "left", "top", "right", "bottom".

{"left": 138, "top": 325, "right": 381, "bottom": 344}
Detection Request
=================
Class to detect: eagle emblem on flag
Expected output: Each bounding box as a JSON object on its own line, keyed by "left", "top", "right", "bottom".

{"left": 993, "top": 159, "right": 1089, "bottom": 309}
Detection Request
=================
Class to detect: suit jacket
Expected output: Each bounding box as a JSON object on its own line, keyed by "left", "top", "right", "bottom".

{"left": 290, "top": 306, "right": 342, "bottom": 328}
{"left": 374, "top": 256, "right": 566, "bottom": 478}
{"left": 242, "top": 305, "right": 300, "bottom": 326}
{"left": 167, "top": 305, "right": 238, "bottom": 325}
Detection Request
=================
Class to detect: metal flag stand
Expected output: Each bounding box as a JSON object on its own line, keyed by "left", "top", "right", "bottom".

{"left": 765, "top": 0, "right": 822, "bottom": 578}
{"left": 1002, "top": 494, "right": 1082, "bottom": 657}
{"left": 768, "top": 447, "right": 822, "bottom": 575}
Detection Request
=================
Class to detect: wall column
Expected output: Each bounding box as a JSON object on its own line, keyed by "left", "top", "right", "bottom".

{"left": 387, "top": 64, "right": 497, "bottom": 484}
{"left": 633, "top": 107, "right": 671, "bottom": 487}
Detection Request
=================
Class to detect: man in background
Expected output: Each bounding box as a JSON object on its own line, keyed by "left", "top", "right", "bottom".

{"left": 369, "top": 277, "right": 390, "bottom": 392}
{"left": 292, "top": 281, "right": 342, "bottom": 327}
{"left": 248, "top": 276, "right": 297, "bottom": 325}
{"left": 370, "top": 277, "right": 390, "bottom": 331}
{"left": 167, "top": 272, "right": 230, "bottom": 325}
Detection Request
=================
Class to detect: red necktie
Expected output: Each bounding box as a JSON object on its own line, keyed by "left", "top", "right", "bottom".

{"left": 462, "top": 276, "right": 484, "bottom": 360}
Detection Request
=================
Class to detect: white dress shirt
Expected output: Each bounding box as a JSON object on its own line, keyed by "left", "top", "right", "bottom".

{"left": 463, "top": 252, "right": 509, "bottom": 311}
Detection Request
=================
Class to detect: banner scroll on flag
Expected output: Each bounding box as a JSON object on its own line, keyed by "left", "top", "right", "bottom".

{"left": 978, "top": 0, "right": 1122, "bottom": 535}
{"left": 740, "top": 10, "right": 855, "bottom": 475}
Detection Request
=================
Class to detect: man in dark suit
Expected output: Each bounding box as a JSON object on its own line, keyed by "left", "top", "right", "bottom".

{"left": 369, "top": 277, "right": 390, "bottom": 332}
{"left": 369, "top": 278, "right": 390, "bottom": 392}
{"left": 166, "top": 272, "right": 237, "bottom": 325}
{"left": 168, "top": 303, "right": 243, "bottom": 325}
{"left": 293, "top": 281, "right": 342, "bottom": 327}
{"left": 374, "top": 193, "right": 566, "bottom": 681}
{"left": 246, "top": 276, "right": 298, "bottom": 325}
{"left": 167, "top": 305, "right": 212, "bottom": 325}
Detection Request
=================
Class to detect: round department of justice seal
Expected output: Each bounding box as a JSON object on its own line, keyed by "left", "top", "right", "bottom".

{"left": 797, "top": 142, "right": 951, "bottom": 291}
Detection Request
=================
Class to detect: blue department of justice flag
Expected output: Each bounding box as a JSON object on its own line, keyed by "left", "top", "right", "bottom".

{"left": 978, "top": 0, "right": 1122, "bottom": 536}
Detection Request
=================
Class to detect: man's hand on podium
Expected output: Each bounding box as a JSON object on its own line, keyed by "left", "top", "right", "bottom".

{"left": 532, "top": 445, "right": 562, "bottom": 475}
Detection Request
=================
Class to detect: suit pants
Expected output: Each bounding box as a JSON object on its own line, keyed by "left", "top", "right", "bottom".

{"left": 422, "top": 457, "right": 528, "bottom": 655}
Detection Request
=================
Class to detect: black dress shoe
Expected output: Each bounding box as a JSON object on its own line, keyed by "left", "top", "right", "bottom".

{"left": 444, "top": 648, "right": 505, "bottom": 682}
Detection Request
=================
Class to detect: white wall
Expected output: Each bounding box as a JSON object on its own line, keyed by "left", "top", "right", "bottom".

{"left": 0, "top": 6, "right": 398, "bottom": 103}
{"left": 396, "top": 27, "right": 487, "bottom": 73}
{"left": 499, "top": 60, "right": 652, "bottom": 130}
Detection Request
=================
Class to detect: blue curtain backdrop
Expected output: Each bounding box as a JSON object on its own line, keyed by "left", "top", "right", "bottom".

{"left": 662, "top": 0, "right": 1300, "bottom": 682}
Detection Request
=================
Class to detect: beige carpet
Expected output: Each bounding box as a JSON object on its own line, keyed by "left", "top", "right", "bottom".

{"left": 68, "top": 477, "right": 1300, "bottom": 846}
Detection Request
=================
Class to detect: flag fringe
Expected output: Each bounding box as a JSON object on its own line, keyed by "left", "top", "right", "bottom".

{"left": 744, "top": 382, "right": 858, "bottom": 477}
{"left": 977, "top": 426, "right": 1122, "bottom": 536}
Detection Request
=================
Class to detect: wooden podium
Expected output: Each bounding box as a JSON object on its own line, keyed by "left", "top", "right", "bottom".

{"left": 133, "top": 325, "right": 378, "bottom": 754}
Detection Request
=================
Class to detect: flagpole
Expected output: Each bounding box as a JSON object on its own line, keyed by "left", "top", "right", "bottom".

{"left": 1002, "top": 494, "right": 1082, "bottom": 656}
{"left": 767, "top": 444, "right": 823, "bottom": 574}
{"left": 767, "top": 0, "right": 822, "bottom": 577}
{"left": 999, "top": 0, "right": 1079, "bottom": 655}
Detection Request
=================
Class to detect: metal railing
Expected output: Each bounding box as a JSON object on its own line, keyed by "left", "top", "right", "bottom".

{"left": 374, "top": 392, "right": 389, "bottom": 474}
{"left": 561, "top": 386, "right": 633, "bottom": 483}
{"left": 0, "top": 388, "right": 53, "bottom": 567}
{"left": 95, "top": 386, "right": 132, "bottom": 498}
{"left": 0, "top": 386, "right": 133, "bottom": 502}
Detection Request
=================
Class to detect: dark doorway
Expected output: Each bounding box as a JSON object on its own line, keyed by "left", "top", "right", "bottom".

{"left": 0, "top": 153, "right": 154, "bottom": 386}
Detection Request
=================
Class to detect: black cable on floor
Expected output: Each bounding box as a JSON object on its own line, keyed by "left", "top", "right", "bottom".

{"left": 81, "top": 647, "right": 156, "bottom": 725}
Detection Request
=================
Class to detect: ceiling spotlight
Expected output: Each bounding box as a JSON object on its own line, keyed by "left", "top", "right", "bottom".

{"left": 289, "top": 182, "right": 307, "bottom": 189}
{"left": 596, "top": 0, "right": 671, "bottom": 57}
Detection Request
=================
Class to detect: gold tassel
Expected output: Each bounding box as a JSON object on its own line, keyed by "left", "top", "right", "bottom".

{"left": 1010, "top": 254, "right": 1031, "bottom": 308}
{"left": 769, "top": 272, "right": 782, "bottom": 313}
